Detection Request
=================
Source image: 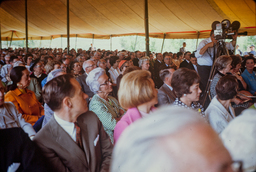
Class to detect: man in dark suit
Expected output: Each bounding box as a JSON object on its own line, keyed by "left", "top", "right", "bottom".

{"left": 34, "top": 74, "right": 113, "bottom": 172}
{"left": 179, "top": 51, "right": 191, "bottom": 68}
{"left": 187, "top": 55, "right": 198, "bottom": 73}
{"left": 76, "top": 60, "right": 96, "bottom": 102}
{"left": 157, "top": 67, "right": 176, "bottom": 106}
{"left": 154, "top": 53, "right": 164, "bottom": 88}
{"left": 132, "top": 51, "right": 142, "bottom": 67}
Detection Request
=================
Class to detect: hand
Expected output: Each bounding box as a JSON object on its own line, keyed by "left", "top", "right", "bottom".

{"left": 119, "top": 109, "right": 124, "bottom": 116}
{"left": 231, "top": 97, "right": 243, "bottom": 105}
{"left": 233, "top": 73, "right": 243, "bottom": 81}
{"left": 208, "top": 42, "right": 214, "bottom": 48}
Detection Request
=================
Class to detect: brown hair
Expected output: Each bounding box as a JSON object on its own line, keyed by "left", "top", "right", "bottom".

{"left": 230, "top": 55, "right": 242, "bottom": 69}
{"left": 118, "top": 70, "right": 155, "bottom": 109}
{"left": 43, "top": 74, "right": 76, "bottom": 111}
{"left": 171, "top": 68, "right": 200, "bottom": 98}
{"left": 215, "top": 55, "right": 232, "bottom": 71}
{"left": 216, "top": 75, "right": 238, "bottom": 100}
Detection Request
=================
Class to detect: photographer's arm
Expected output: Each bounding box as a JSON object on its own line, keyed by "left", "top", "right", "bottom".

{"left": 199, "top": 42, "right": 214, "bottom": 55}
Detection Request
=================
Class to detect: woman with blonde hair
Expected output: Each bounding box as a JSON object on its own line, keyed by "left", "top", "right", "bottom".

{"left": 114, "top": 70, "right": 158, "bottom": 143}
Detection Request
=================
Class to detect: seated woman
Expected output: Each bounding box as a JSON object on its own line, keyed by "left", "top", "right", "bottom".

{"left": 241, "top": 56, "right": 256, "bottom": 95}
{"left": 210, "top": 55, "right": 232, "bottom": 99}
{"left": 0, "top": 81, "right": 36, "bottom": 139}
{"left": 30, "top": 59, "right": 47, "bottom": 89}
{"left": 86, "top": 67, "right": 125, "bottom": 143}
{"left": 5, "top": 66, "right": 44, "bottom": 126}
{"left": 114, "top": 70, "right": 158, "bottom": 143}
{"left": 171, "top": 68, "right": 205, "bottom": 116}
{"left": 139, "top": 56, "right": 150, "bottom": 71}
{"left": 116, "top": 60, "right": 130, "bottom": 92}
{"left": 206, "top": 75, "right": 237, "bottom": 134}
{"left": 71, "top": 61, "right": 83, "bottom": 77}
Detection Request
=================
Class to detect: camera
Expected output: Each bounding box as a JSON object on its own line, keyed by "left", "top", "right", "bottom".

{"left": 212, "top": 19, "right": 241, "bottom": 40}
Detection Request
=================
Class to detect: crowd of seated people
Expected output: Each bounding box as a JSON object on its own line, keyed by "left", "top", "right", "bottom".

{"left": 0, "top": 46, "right": 255, "bottom": 172}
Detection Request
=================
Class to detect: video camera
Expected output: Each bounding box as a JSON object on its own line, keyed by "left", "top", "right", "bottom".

{"left": 211, "top": 19, "right": 247, "bottom": 40}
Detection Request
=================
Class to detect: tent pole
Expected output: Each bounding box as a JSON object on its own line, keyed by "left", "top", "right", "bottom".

{"left": 110, "top": 35, "right": 112, "bottom": 51}
{"left": 134, "top": 34, "right": 138, "bottom": 51}
{"left": 144, "top": 0, "right": 149, "bottom": 56}
{"left": 67, "top": 0, "right": 70, "bottom": 54}
{"left": 10, "top": 31, "right": 14, "bottom": 47}
{"left": 50, "top": 36, "right": 53, "bottom": 48}
{"left": 196, "top": 31, "right": 200, "bottom": 49}
{"left": 75, "top": 34, "right": 78, "bottom": 50}
{"left": 161, "top": 33, "right": 166, "bottom": 53}
{"left": 25, "top": 0, "right": 28, "bottom": 53}
{"left": 40, "top": 36, "right": 42, "bottom": 47}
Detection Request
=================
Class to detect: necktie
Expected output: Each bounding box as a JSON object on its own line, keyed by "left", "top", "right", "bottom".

{"left": 74, "top": 122, "right": 84, "bottom": 150}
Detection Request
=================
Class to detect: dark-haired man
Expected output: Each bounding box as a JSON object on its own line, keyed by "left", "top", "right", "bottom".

{"left": 34, "top": 74, "right": 113, "bottom": 172}
{"left": 179, "top": 51, "right": 191, "bottom": 68}
{"left": 157, "top": 67, "right": 176, "bottom": 106}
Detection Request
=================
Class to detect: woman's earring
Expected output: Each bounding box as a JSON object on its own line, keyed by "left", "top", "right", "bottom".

{"left": 183, "top": 94, "right": 187, "bottom": 97}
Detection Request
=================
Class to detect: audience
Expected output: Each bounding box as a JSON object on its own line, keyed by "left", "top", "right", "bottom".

{"left": 5, "top": 66, "right": 44, "bottom": 125}
{"left": 206, "top": 75, "right": 237, "bottom": 134}
{"left": 0, "top": 46, "right": 255, "bottom": 171}
{"left": 111, "top": 106, "right": 236, "bottom": 172}
{"left": 114, "top": 70, "right": 158, "bottom": 143}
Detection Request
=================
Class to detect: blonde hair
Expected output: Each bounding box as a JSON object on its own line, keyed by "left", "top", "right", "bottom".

{"left": 118, "top": 70, "right": 155, "bottom": 109}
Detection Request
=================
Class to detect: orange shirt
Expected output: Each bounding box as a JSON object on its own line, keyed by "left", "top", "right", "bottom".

{"left": 5, "top": 88, "right": 44, "bottom": 126}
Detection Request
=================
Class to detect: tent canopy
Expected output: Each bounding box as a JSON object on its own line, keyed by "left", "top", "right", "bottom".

{"left": 0, "top": 0, "right": 255, "bottom": 40}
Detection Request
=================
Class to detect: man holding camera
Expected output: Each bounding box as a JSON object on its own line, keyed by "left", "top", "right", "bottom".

{"left": 195, "top": 30, "right": 237, "bottom": 93}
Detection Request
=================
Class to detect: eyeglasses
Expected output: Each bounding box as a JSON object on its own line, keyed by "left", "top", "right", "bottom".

{"left": 86, "top": 64, "right": 96, "bottom": 68}
{"left": 231, "top": 161, "right": 243, "bottom": 172}
{"left": 100, "top": 78, "right": 111, "bottom": 86}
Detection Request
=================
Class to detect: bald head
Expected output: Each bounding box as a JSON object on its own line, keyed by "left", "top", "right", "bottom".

{"left": 111, "top": 106, "right": 233, "bottom": 172}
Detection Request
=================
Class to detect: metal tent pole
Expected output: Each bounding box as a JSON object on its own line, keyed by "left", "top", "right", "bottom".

{"left": 161, "top": 33, "right": 166, "bottom": 53}
{"left": 67, "top": 0, "right": 70, "bottom": 54}
{"left": 10, "top": 31, "right": 14, "bottom": 47}
{"left": 144, "top": 0, "right": 149, "bottom": 56}
{"left": 25, "top": 0, "right": 28, "bottom": 52}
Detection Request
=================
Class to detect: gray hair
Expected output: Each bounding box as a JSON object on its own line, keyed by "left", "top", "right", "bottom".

{"left": 111, "top": 106, "right": 206, "bottom": 172}
{"left": 138, "top": 56, "right": 150, "bottom": 67}
{"left": 82, "top": 59, "right": 93, "bottom": 71}
{"left": 86, "top": 67, "right": 106, "bottom": 94}
{"left": 46, "top": 69, "right": 65, "bottom": 83}
{"left": 221, "top": 109, "right": 256, "bottom": 171}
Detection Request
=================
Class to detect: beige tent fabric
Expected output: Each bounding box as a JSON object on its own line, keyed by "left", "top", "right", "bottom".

{"left": 0, "top": 0, "right": 255, "bottom": 40}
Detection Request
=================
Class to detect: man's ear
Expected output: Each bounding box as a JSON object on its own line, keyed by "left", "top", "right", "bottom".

{"left": 62, "top": 97, "right": 72, "bottom": 109}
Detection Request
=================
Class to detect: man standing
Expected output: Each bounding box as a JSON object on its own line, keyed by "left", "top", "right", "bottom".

{"left": 154, "top": 53, "right": 164, "bottom": 88}
{"left": 188, "top": 55, "right": 198, "bottom": 73}
{"left": 249, "top": 45, "right": 256, "bottom": 56}
{"left": 76, "top": 60, "right": 96, "bottom": 102}
{"left": 179, "top": 42, "right": 186, "bottom": 54}
{"left": 132, "top": 51, "right": 142, "bottom": 67}
{"left": 34, "top": 75, "right": 113, "bottom": 172}
{"left": 195, "top": 30, "right": 237, "bottom": 92}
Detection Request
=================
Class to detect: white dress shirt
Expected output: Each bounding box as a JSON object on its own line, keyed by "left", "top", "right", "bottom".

{"left": 193, "top": 64, "right": 198, "bottom": 73}
{"left": 108, "top": 66, "right": 120, "bottom": 84}
{"left": 54, "top": 113, "right": 76, "bottom": 141}
{"left": 195, "top": 37, "right": 234, "bottom": 66}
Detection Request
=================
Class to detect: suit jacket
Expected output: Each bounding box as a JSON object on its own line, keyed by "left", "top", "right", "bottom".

{"left": 76, "top": 73, "right": 94, "bottom": 102}
{"left": 34, "top": 111, "right": 113, "bottom": 172}
{"left": 187, "top": 62, "right": 196, "bottom": 71}
{"left": 154, "top": 60, "right": 164, "bottom": 88}
{"left": 179, "top": 60, "right": 189, "bottom": 68}
{"left": 0, "top": 128, "right": 49, "bottom": 172}
{"left": 157, "top": 83, "right": 176, "bottom": 106}
{"left": 132, "top": 58, "right": 139, "bottom": 67}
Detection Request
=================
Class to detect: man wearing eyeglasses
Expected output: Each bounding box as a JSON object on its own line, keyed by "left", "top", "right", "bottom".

{"left": 76, "top": 60, "right": 96, "bottom": 103}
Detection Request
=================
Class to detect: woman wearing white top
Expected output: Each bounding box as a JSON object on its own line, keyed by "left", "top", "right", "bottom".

{"left": 206, "top": 75, "right": 238, "bottom": 134}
